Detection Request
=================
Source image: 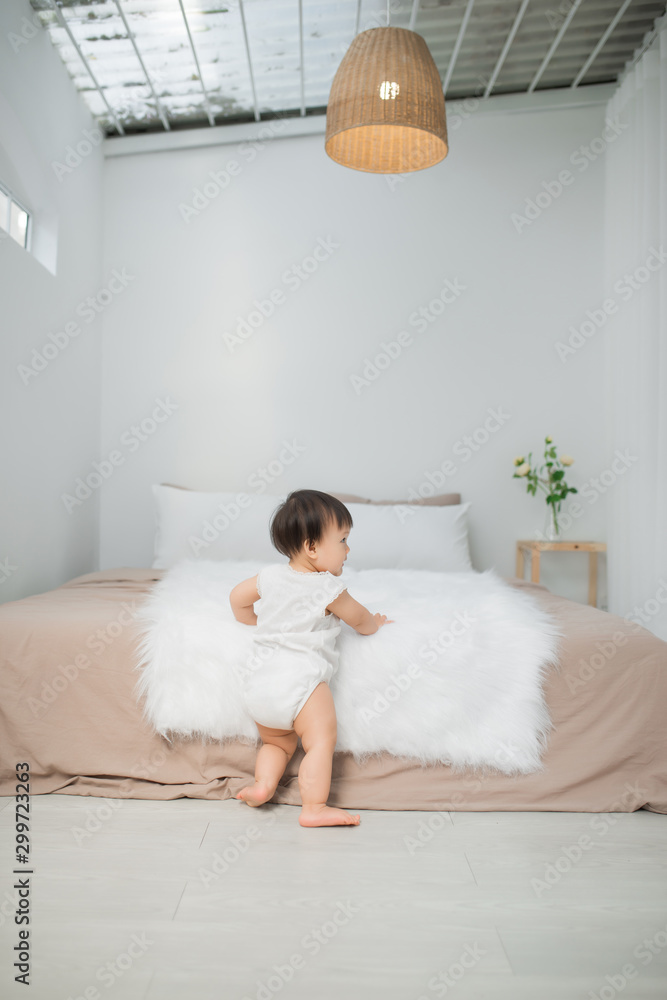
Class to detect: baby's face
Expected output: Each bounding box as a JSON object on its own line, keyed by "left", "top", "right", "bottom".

{"left": 313, "top": 522, "right": 350, "bottom": 576}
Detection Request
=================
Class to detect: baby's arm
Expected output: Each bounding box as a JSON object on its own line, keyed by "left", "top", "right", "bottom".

{"left": 326, "top": 590, "right": 393, "bottom": 635}
{"left": 229, "top": 576, "right": 260, "bottom": 625}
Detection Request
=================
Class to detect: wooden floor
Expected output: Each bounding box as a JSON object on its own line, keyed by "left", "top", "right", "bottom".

{"left": 0, "top": 794, "right": 665, "bottom": 1000}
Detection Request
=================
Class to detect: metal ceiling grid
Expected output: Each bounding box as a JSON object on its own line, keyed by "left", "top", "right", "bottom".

{"left": 27, "top": 0, "right": 667, "bottom": 137}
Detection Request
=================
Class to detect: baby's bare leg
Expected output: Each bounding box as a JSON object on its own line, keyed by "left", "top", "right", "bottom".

{"left": 293, "top": 683, "right": 360, "bottom": 827}
{"left": 236, "top": 725, "right": 298, "bottom": 807}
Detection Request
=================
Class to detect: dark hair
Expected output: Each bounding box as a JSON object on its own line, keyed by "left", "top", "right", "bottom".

{"left": 270, "top": 490, "right": 353, "bottom": 559}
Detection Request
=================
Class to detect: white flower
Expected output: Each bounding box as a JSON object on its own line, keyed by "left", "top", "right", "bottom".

{"left": 516, "top": 462, "right": 531, "bottom": 476}
{"left": 560, "top": 454, "right": 574, "bottom": 466}
{"left": 545, "top": 436, "right": 553, "bottom": 444}
{"left": 513, "top": 456, "right": 525, "bottom": 466}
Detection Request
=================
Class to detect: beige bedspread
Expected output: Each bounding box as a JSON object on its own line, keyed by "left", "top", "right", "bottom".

{"left": 1, "top": 568, "right": 665, "bottom": 813}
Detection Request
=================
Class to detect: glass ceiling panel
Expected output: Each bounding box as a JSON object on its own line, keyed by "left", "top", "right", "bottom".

{"left": 32, "top": 0, "right": 259, "bottom": 127}
{"left": 28, "top": 0, "right": 667, "bottom": 133}
{"left": 302, "top": 0, "right": 358, "bottom": 108}
{"left": 242, "top": 0, "right": 301, "bottom": 113}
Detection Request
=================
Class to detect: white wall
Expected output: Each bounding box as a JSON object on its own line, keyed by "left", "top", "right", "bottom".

{"left": 0, "top": 0, "right": 103, "bottom": 604}
{"left": 100, "top": 98, "right": 610, "bottom": 606}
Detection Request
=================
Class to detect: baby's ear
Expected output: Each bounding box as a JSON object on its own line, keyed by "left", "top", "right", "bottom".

{"left": 303, "top": 537, "right": 317, "bottom": 557}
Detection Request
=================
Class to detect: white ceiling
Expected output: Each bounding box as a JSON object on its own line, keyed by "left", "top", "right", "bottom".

{"left": 31, "top": 0, "right": 667, "bottom": 137}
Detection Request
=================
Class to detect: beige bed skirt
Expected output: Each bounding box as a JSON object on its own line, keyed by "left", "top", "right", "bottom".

{"left": 1, "top": 568, "right": 665, "bottom": 814}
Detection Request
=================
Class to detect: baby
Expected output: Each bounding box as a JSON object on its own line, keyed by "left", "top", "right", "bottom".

{"left": 229, "top": 489, "right": 392, "bottom": 827}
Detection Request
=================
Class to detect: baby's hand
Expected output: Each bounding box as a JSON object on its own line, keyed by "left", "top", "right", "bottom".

{"left": 374, "top": 613, "right": 394, "bottom": 629}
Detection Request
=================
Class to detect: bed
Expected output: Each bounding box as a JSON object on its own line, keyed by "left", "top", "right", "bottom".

{"left": 1, "top": 488, "right": 665, "bottom": 813}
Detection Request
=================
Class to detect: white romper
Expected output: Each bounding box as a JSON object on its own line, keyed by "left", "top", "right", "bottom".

{"left": 240, "top": 563, "right": 347, "bottom": 730}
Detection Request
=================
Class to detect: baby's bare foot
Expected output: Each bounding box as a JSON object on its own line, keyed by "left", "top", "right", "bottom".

{"left": 299, "top": 805, "right": 360, "bottom": 827}
{"left": 236, "top": 780, "right": 274, "bottom": 807}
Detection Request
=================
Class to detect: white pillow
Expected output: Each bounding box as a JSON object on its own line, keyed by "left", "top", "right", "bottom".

{"left": 342, "top": 501, "right": 472, "bottom": 572}
{"left": 152, "top": 485, "right": 286, "bottom": 568}
{"left": 152, "top": 485, "right": 472, "bottom": 573}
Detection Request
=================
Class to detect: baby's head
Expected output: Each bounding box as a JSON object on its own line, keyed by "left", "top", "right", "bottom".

{"left": 270, "top": 490, "right": 353, "bottom": 575}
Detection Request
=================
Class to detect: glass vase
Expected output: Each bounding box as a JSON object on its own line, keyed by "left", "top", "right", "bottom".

{"left": 543, "top": 503, "right": 562, "bottom": 542}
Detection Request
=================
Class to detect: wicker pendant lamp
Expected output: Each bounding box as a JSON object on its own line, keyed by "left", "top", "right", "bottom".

{"left": 325, "top": 26, "right": 448, "bottom": 174}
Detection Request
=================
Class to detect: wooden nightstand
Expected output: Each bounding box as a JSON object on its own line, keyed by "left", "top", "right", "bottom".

{"left": 516, "top": 540, "right": 607, "bottom": 607}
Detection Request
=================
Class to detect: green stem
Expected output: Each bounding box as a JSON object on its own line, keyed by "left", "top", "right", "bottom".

{"left": 536, "top": 475, "right": 561, "bottom": 534}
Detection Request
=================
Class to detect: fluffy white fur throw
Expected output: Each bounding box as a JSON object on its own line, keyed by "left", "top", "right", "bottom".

{"left": 134, "top": 560, "right": 561, "bottom": 775}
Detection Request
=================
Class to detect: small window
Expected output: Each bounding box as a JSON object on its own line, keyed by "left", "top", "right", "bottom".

{"left": 0, "top": 182, "right": 30, "bottom": 250}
